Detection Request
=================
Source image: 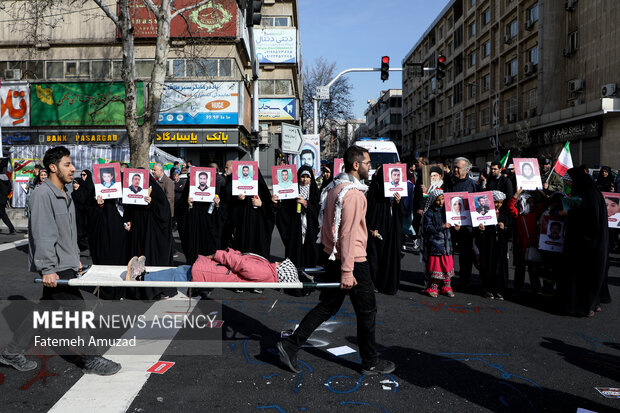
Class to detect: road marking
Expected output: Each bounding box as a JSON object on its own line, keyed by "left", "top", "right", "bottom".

{"left": 0, "top": 239, "right": 28, "bottom": 252}
{"left": 48, "top": 293, "right": 199, "bottom": 413}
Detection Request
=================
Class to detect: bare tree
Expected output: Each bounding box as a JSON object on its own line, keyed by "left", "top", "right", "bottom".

{"left": 302, "top": 57, "right": 354, "bottom": 140}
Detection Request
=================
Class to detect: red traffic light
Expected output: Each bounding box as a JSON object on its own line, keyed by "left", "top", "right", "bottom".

{"left": 382, "top": 56, "right": 390, "bottom": 64}
{"left": 438, "top": 55, "right": 446, "bottom": 64}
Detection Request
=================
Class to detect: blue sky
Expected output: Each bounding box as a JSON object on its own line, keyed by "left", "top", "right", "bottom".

{"left": 298, "top": 0, "right": 448, "bottom": 119}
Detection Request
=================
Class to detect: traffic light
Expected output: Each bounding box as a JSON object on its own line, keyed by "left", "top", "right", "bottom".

{"left": 436, "top": 54, "right": 446, "bottom": 80}
{"left": 246, "top": 1, "right": 262, "bottom": 27}
{"left": 381, "top": 56, "right": 390, "bottom": 82}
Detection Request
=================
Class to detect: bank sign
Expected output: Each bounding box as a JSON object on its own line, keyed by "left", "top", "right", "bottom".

{"left": 158, "top": 82, "right": 239, "bottom": 125}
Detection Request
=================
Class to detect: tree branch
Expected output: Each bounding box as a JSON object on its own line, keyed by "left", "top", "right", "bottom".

{"left": 91, "top": 0, "right": 119, "bottom": 26}
{"left": 171, "top": 0, "right": 213, "bottom": 19}
{"left": 141, "top": 0, "right": 161, "bottom": 20}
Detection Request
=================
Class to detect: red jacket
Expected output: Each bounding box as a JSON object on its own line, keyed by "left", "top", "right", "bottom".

{"left": 191, "top": 248, "right": 277, "bottom": 283}
{"left": 507, "top": 197, "right": 545, "bottom": 254}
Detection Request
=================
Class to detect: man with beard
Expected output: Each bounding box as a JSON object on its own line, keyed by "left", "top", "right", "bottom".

{"left": 277, "top": 145, "right": 396, "bottom": 376}
{"left": 197, "top": 171, "right": 209, "bottom": 192}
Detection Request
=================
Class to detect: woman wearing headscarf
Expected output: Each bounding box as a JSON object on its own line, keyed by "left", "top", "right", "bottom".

{"left": 71, "top": 169, "right": 95, "bottom": 251}
{"left": 226, "top": 169, "right": 275, "bottom": 259}
{"left": 366, "top": 164, "right": 406, "bottom": 295}
{"left": 595, "top": 166, "right": 615, "bottom": 192}
{"left": 124, "top": 174, "right": 176, "bottom": 300}
{"left": 274, "top": 165, "right": 321, "bottom": 268}
{"left": 558, "top": 168, "right": 610, "bottom": 316}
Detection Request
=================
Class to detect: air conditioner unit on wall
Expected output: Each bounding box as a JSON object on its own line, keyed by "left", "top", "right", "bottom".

{"left": 601, "top": 83, "right": 617, "bottom": 97}
{"left": 524, "top": 62, "right": 536, "bottom": 75}
{"left": 569, "top": 79, "right": 584, "bottom": 92}
{"left": 504, "top": 75, "right": 513, "bottom": 86}
{"left": 562, "top": 46, "right": 574, "bottom": 57}
{"left": 565, "top": 0, "right": 577, "bottom": 11}
{"left": 3, "top": 69, "right": 21, "bottom": 80}
{"left": 258, "top": 130, "right": 271, "bottom": 145}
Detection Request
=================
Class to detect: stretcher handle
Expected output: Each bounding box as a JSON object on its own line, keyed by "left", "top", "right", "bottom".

{"left": 33, "top": 279, "right": 341, "bottom": 288}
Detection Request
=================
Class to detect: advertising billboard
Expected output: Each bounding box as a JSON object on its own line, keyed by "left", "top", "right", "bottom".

{"left": 158, "top": 82, "right": 239, "bottom": 125}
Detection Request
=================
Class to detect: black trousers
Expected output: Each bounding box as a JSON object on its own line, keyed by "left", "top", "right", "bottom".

{"left": 286, "top": 260, "right": 378, "bottom": 367}
{"left": 453, "top": 227, "right": 474, "bottom": 286}
{"left": 0, "top": 200, "right": 15, "bottom": 232}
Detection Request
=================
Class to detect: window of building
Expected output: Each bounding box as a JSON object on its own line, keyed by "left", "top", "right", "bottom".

{"left": 481, "top": 106, "right": 490, "bottom": 125}
{"left": 483, "top": 73, "right": 490, "bottom": 91}
{"left": 448, "top": 15, "right": 454, "bottom": 29}
{"left": 527, "top": 3, "right": 539, "bottom": 23}
{"left": 527, "top": 46, "right": 538, "bottom": 64}
{"left": 482, "top": 40, "right": 491, "bottom": 57}
{"left": 469, "top": 51, "right": 476, "bottom": 67}
{"left": 438, "top": 25, "right": 444, "bottom": 39}
{"left": 454, "top": 25, "right": 463, "bottom": 47}
{"left": 470, "top": 0, "right": 476, "bottom": 7}
{"left": 481, "top": 8, "right": 491, "bottom": 26}
{"left": 46, "top": 61, "right": 63, "bottom": 79}
{"left": 466, "top": 113, "right": 476, "bottom": 130}
{"left": 453, "top": 82, "right": 463, "bottom": 104}
{"left": 65, "top": 61, "right": 78, "bottom": 77}
{"left": 173, "top": 60, "right": 185, "bottom": 77}
{"left": 261, "top": 16, "right": 291, "bottom": 27}
{"left": 468, "top": 21, "right": 476, "bottom": 38}
{"left": 91, "top": 61, "right": 110, "bottom": 79}
{"left": 259, "top": 79, "right": 292, "bottom": 96}
{"left": 525, "top": 88, "right": 538, "bottom": 110}
{"left": 507, "top": 19, "right": 518, "bottom": 38}
{"left": 568, "top": 30, "right": 579, "bottom": 51}
{"left": 506, "top": 58, "right": 518, "bottom": 77}
{"left": 136, "top": 60, "right": 154, "bottom": 78}
{"left": 469, "top": 83, "right": 477, "bottom": 98}
{"left": 505, "top": 97, "right": 517, "bottom": 118}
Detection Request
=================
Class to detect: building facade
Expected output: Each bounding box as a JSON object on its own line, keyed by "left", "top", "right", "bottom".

{"left": 0, "top": 0, "right": 301, "bottom": 177}
{"left": 402, "top": 0, "right": 620, "bottom": 168}
{"left": 364, "top": 89, "right": 403, "bottom": 152}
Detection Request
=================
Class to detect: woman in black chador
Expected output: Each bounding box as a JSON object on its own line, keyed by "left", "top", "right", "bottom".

{"left": 226, "top": 169, "right": 274, "bottom": 258}
{"left": 71, "top": 169, "right": 95, "bottom": 251}
{"left": 274, "top": 165, "right": 320, "bottom": 268}
{"left": 559, "top": 168, "right": 611, "bottom": 317}
{"left": 366, "top": 165, "right": 406, "bottom": 295}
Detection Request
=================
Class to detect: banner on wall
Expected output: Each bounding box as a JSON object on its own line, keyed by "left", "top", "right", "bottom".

{"left": 30, "top": 83, "right": 145, "bottom": 126}
{"left": 158, "top": 82, "right": 239, "bottom": 125}
{"left": 254, "top": 28, "right": 297, "bottom": 64}
{"left": 1, "top": 82, "right": 30, "bottom": 127}
{"left": 258, "top": 98, "right": 295, "bottom": 121}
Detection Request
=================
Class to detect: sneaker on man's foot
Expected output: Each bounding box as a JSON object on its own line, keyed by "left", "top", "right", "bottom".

{"left": 81, "top": 356, "right": 121, "bottom": 376}
{"left": 277, "top": 341, "right": 301, "bottom": 373}
{"left": 252, "top": 289, "right": 264, "bottom": 294}
{"left": 0, "top": 349, "right": 37, "bottom": 371}
{"left": 361, "top": 359, "right": 396, "bottom": 376}
{"left": 494, "top": 292, "right": 505, "bottom": 301}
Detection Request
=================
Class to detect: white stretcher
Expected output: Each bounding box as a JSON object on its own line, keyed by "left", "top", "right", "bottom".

{"left": 34, "top": 265, "right": 340, "bottom": 289}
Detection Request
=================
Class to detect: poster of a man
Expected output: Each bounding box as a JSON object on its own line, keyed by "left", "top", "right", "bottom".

{"left": 271, "top": 164, "right": 299, "bottom": 200}
{"left": 602, "top": 192, "right": 620, "bottom": 227}
{"left": 538, "top": 215, "right": 565, "bottom": 252}
{"left": 444, "top": 192, "right": 472, "bottom": 226}
{"left": 122, "top": 168, "right": 148, "bottom": 205}
{"left": 189, "top": 167, "right": 216, "bottom": 202}
{"left": 94, "top": 163, "right": 122, "bottom": 200}
{"left": 294, "top": 135, "right": 321, "bottom": 178}
{"left": 514, "top": 158, "right": 543, "bottom": 190}
{"left": 467, "top": 191, "right": 497, "bottom": 225}
{"left": 232, "top": 161, "right": 259, "bottom": 196}
{"left": 382, "top": 163, "right": 408, "bottom": 198}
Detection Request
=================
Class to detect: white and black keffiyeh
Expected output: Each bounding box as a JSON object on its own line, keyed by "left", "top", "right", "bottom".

{"left": 424, "top": 189, "right": 444, "bottom": 212}
{"left": 276, "top": 258, "right": 299, "bottom": 283}
{"left": 492, "top": 190, "right": 506, "bottom": 201}
{"left": 299, "top": 175, "right": 311, "bottom": 243}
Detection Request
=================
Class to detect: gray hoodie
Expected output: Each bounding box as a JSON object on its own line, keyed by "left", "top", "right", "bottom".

{"left": 28, "top": 179, "right": 80, "bottom": 275}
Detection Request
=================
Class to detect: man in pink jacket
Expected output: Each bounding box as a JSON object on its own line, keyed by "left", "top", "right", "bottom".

{"left": 277, "top": 145, "right": 396, "bottom": 376}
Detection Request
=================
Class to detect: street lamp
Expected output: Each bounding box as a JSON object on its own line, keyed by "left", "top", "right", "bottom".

{"left": 468, "top": 82, "right": 500, "bottom": 158}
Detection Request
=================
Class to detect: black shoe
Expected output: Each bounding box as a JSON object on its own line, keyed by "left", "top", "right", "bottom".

{"left": 81, "top": 356, "right": 121, "bottom": 376}
{"left": 494, "top": 292, "right": 505, "bottom": 301}
{"left": 252, "top": 289, "right": 264, "bottom": 294}
{"left": 277, "top": 341, "right": 301, "bottom": 373}
{"left": 484, "top": 291, "right": 495, "bottom": 300}
{"left": 361, "top": 359, "right": 396, "bottom": 376}
{"left": 9, "top": 230, "right": 16, "bottom": 234}
{"left": 0, "top": 349, "right": 37, "bottom": 371}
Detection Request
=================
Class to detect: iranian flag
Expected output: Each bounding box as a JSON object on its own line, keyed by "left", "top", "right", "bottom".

{"left": 553, "top": 141, "right": 573, "bottom": 176}
{"left": 499, "top": 150, "right": 511, "bottom": 170}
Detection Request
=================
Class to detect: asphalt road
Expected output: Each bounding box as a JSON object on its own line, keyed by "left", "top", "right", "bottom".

{"left": 0, "top": 229, "right": 618, "bottom": 413}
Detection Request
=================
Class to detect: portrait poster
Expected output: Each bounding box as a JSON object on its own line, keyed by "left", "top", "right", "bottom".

{"left": 272, "top": 164, "right": 298, "bottom": 200}
{"left": 122, "top": 168, "right": 149, "bottom": 205}
{"left": 232, "top": 161, "right": 258, "bottom": 196}
{"left": 93, "top": 163, "right": 122, "bottom": 200}
{"left": 189, "top": 167, "right": 217, "bottom": 203}
{"left": 383, "top": 163, "right": 408, "bottom": 198}
{"left": 421, "top": 163, "right": 443, "bottom": 193}
{"left": 467, "top": 191, "right": 497, "bottom": 226}
{"left": 514, "top": 158, "right": 543, "bottom": 191}
{"left": 602, "top": 192, "right": 620, "bottom": 228}
{"left": 444, "top": 192, "right": 472, "bottom": 226}
{"left": 333, "top": 158, "right": 344, "bottom": 176}
{"left": 538, "top": 215, "right": 566, "bottom": 252}
{"left": 294, "top": 134, "right": 321, "bottom": 178}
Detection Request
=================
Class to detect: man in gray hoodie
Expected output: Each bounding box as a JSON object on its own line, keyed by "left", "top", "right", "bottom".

{"left": 0, "top": 146, "right": 121, "bottom": 375}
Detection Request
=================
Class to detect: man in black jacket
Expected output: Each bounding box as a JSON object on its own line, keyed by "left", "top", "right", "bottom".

{"left": 487, "top": 161, "right": 514, "bottom": 211}
{"left": 0, "top": 158, "right": 16, "bottom": 234}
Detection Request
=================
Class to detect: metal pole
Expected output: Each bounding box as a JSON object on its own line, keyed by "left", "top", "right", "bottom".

{"left": 313, "top": 98, "right": 318, "bottom": 135}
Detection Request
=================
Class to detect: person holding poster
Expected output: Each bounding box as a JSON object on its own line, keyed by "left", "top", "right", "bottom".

{"left": 383, "top": 164, "right": 408, "bottom": 198}
{"left": 366, "top": 165, "right": 406, "bottom": 295}
{"left": 273, "top": 165, "right": 320, "bottom": 277}
{"left": 444, "top": 193, "right": 472, "bottom": 226}
{"left": 603, "top": 193, "right": 620, "bottom": 227}
{"left": 558, "top": 168, "right": 611, "bottom": 317}
{"left": 189, "top": 167, "right": 216, "bottom": 203}
{"left": 93, "top": 163, "right": 122, "bottom": 200}
{"left": 232, "top": 161, "right": 259, "bottom": 196}
{"left": 271, "top": 165, "right": 298, "bottom": 200}
{"left": 514, "top": 158, "right": 543, "bottom": 191}
{"left": 122, "top": 169, "right": 149, "bottom": 205}
{"left": 421, "top": 189, "right": 455, "bottom": 298}
{"left": 468, "top": 191, "right": 498, "bottom": 225}
{"left": 474, "top": 191, "right": 511, "bottom": 300}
